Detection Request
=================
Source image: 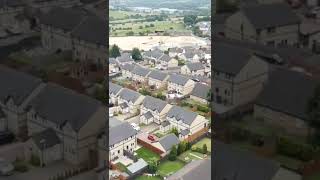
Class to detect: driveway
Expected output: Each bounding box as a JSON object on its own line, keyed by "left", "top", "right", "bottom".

{"left": 141, "top": 123, "right": 159, "bottom": 134}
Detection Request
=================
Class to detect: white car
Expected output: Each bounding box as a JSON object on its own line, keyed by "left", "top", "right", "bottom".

{"left": 130, "top": 123, "right": 140, "bottom": 131}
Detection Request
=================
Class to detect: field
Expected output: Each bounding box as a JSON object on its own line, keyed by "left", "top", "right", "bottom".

{"left": 136, "top": 147, "right": 161, "bottom": 164}
{"left": 109, "top": 36, "right": 208, "bottom": 51}
{"left": 110, "top": 20, "right": 186, "bottom": 36}
{"left": 156, "top": 160, "right": 185, "bottom": 177}
{"left": 109, "top": 10, "right": 144, "bottom": 20}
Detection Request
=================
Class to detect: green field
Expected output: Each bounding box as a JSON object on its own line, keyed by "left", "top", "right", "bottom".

{"left": 110, "top": 21, "right": 186, "bottom": 36}
{"left": 136, "top": 147, "right": 161, "bottom": 164}
{"left": 109, "top": 10, "right": 142, "bottom": 20}
{"left": 192, "top": 138, "right": 211, "bottom": 152}
{"left": 157, "top": 160, "right": 185, "bottom": 177}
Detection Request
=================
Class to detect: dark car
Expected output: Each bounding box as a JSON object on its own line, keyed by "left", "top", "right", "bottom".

{"left": 0, "top": 131, "right": 14, "bottom": 146}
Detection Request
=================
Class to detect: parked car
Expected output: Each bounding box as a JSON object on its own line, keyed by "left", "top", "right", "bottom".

{"left": 0, "top": 131, "right": 14, "bottom": 146}
{"left": 0, "top": 159, "right": 13, "bottom": 176}
{"left": 130, "top": 123, "right": 140, "bottom": 131}
{"left": 148, "top": 134, "right": 156, "bottom": 142}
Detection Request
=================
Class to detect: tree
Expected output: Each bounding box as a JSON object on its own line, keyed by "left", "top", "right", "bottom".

{"left": 132, "top": 48, "right": 142, "bottom": 61}
{"left": 171, "top": 128, "right": 179, "bottom": 137}
{"left": 169, "top": 145, "right": 178, "bottom": 161}
{"left": 148, "top": 159, "right": 158, "bottom": 173}
{"left": 183, "top": 15, "right": 197, "bottom": 26}
{"left": 186, "top": 141, "right": 192, "bottom": 150}
{"left": 109, "top": 44, "right": 120, "bottom": 58}
{"left": 177, "top": 141, "right": 187, "bottom": 155}
{"left": 202, "top": 144, "right": 208, "bottom": 154}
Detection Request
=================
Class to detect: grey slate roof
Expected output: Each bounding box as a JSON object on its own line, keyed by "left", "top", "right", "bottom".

{"left": 32, "top": 128, "right": 61, "bottom": 150}
{"left": 256, "top": 68, "right": 317, "bottom": 120}
{"left": 109, "top": 82, "right": 122, "bottom": 96}
{"left": 127, "top": 158, "right": 148, "bottom": 174}
{"left": 212, "top": 141, "right": 279, "bottom": 180}
{"left": 117, "top": 53, "right": 134, "bottom": 63}
{"left": 71, "top": 15, "right": 107, "bottom": 46}
{"left": 39, "top": 7, "right": 88, "bottom": 31}
{"left": 132, "top": 66, "right": 150, "bottom": 77}
{"left": 109, "top": 122, "right": 137, "bottom": 146}
{"left": 159, "top": 54, "right": 171, "bottom": 62}
{"left": 161, "top": 121, "right": 170, "bottom": 127}
{"left": 119, "top": 102, "right": 129, "bottom": 109}
{"left": 109, "top": 117, "right": 123, "bottom": 128}
{"left": 168, "top": 74, "right": 190, "bottom": 86}
{"left": 191, "top": 83, "right": 211, "bottom": 100}
{"left": 142, "top": 96, "right": 168, "bottom": 112}
{"left": 186, "top": 62, "right": 205, "bottom": 71}
{"left": 213, "top": 43, "right": 251, "bottom": 75}
{"left": 118, "top": 88, "right": 141, "bottom": 103}
{"left": 121, "top": 63, "right": 136, "bottom": 71}
{"left": 180, "top": 129, "right": 190, "bottom": 136}
{"left": 242, "top": 3, "right": 300, "bottom": 29}
{"left": 28, "top": 83, "right": 102, "bottom": 132}
{"left": 159, "top": 134, "right": 180, "bottom": 152}
{"left": 0, "top": 66, "right": 42, "bottom": 106}
{"left": 167, "top": 106, "right": 198, "bottom": 125}
{"left": 148, "top": 70, "right": 168, "bottom": 81}
{"left": 169, "top": 47, "right": 184, "bottom": 54}
{"left": 143, "top": 111, "right": 153, "bottom": 119}
{"left": 144, "top": 49, "right": 163, "bottom": 59}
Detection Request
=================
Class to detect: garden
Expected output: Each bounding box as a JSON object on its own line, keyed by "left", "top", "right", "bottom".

{"left": 136, "top": 147, "right": 161, "bottom": 164}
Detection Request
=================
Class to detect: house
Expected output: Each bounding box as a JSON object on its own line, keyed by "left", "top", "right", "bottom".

{"left": 156, "top": 54, "right": 178, "bottom": 69}
{"left": 181, "top": 48, "right": 202, "bottom": 62}
{"left": 181, "top": 62, "right": 205, "bottom": 76}
{"left": 24, "top": 128, "right": 62, "bottom": 166}
{"left": 71, "top": 15, "right": 107, "bottom": 68}
{"left": 0, "top": 66, "right": 44, "bottom": 138}
{"left": 117, "top": 88, "right": 145, "bottom": 114}
{"left": 121, "top": 64, "right": 136, "bottom": 79}
{"left": 116, "top": 53, "right": 134, "bottom": 65}
{"left": 160, "top": 121, "right": 171, "bottom": 133}
{"left": 167, "top": 74, "right": 195, "bottom": 96}
{"left": 190, "top": 83, "right": 211, "bottom": 104}
{"left": 143, "top": 49, "right": 164, "bottom": 63}
{"left": 254, "top": 69, "right": 317, "bottom": 136}
{"left": 140, "top": 96, "right": 172, "bottom": 124}
{"left": 166, "top": 106, "right": 208, "bottom": 140}
{"left": 39, "top": 7, "right": 88, "bottom": 51}
{"left": 213, "top": 43, "right": 269, "bottom": 108}
{"left": 153, "top": 134, "right": 180, "bottom": 155}
{"left": 109, "top": 58, "right": 120, "bottom": 74}
{"left": 109, "top": 82, "right": 123, "bottom": 105}
{"left": 225, "top": 3, "right": 300, "bottom": 47}
{"left": 108, "top": 120, "right": 137, "bottom": 161}
{"left": 26, "top": 83, "right": 106, "bottom": 165}
{"left": 148, "top": 70, "right": 169, "bottom": 89}
{"left": 127, "top": 158, "right": 148, "bottom": 176}
{"left": 168, "top": 47, "right": 184, "bottom": 58}
{"left": 131, "top": 66, "right": 151, "bottom": 83}
{"left": 211, "top": 141, "right": 302, "bottom": 180}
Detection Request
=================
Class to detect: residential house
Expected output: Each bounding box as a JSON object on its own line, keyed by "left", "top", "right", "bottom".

{"left": 143, "top": 49, "right": 164, "bottom": 64}
{"left": 98, "top": 118, "right": 137, "bottom": 167}
{"left": 148, "top": 70, "right": 169, "bottom": 89}
{"left": 116, "top": 53, "right": 134, "bottom": 65}
{"left": 254, "top": 68, "right": 317, "bottom": 136}
{"left": 167, "top": 74, "right": 195, "bottom": 96}
{"left": 181, "top": 62, "right": 205, "bottom": 76}
{"left": 117, "top": 88, "right": 145, "bottom": 114}
{"left": 0, "top": 66, "right": 44, "bottom": 138}
{"left": 225, "top": 3, "right": 300, "bottom": 47}
{"left": 168, "top": 47, "right": 184, "bottom": 58}
{"left": 121, "top": 63, "right": 136, "bottom": 79}
{"left": 24, "top": 128, "right": 62, "bottom": 166}
{"left": 213, "top": 43, "right": 269, "bottom": 107}
{"left": 39, "top": 7, "right": 88, "bottom": 51}
{"left": 159, "top": 121, "right": 170, "bottom": 133}
{"left": 156, "top": 54, "right": 178, "bottom": 69}
{"left": 190, "top": 83, "right": 211, "bottom": 104}
{"left": 153, "top": 134, "right": 180, "bottom": 155}
{"left": 140, "top": 96, "right": 172, "bottom": 124}
{"left": 181, "top": 48, "right": 202, "bottom": 62}
{"left": 71, "top": 15, "right": 107, "bottom": 68}
{"left": 166, "top": 106, "right": 208, "bottom": 140}
{"left": 109, "top": 82, "right": 123, "bottom": 105}
{"left": 109, "top": 58, "right": 120, "bottom": 74}
{"left": 26, "top": 83, "right": 106, "bottom": 165}
{"left": 131, "top": 66, "right": 151, "bottom": 83}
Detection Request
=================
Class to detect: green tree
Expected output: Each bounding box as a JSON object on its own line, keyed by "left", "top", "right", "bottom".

{"left": 131, "top": 48, "right": 142, "bottom": 61}
{"left": 169, "top": 145, "right": 178, "bottom": 161}
{"left": 109, "top": 44, "right": 121, "bottom": 58}
{"left": 171, "top": 128, "right": 179, "bottom": 137}
{"left": 183, "top": 15, "right": 197, "bottom": 26}
{"left": 203, "top": 144, "right": 208, "bottom": 154}
{"left": 177, "top": 141, "right": 187, "bottom": 155}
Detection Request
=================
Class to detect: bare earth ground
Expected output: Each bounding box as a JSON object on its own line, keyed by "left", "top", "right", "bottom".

{"left": 109, "top": 36, "right": 209, "bottom": 50}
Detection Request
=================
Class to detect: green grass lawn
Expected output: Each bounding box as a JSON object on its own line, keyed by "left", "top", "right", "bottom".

{"left": 136, "top": 147, "right": 160, "bottom": 164}
{"left": 157, "top": 160, "right": 185, "bottom": 177}
{"left": 134, "top": 176, "right": 163, "bottom": 180}
{"left": 116, "top": 162, "right": 128, "bottom": 173}
{"left": 192, "top": 138, "right": 211, "bottom": 152}
{"left": 110, "top": 20, "right": 186, "bottom": 36}
{"left": 178, "top": 150, "right": 204, "bottom": 163}
{"left": 109, "top": 10, "right": 142, "bottom": 20}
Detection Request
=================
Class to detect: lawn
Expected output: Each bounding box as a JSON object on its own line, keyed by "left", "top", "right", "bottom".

{"left": 157, "top": 160, "right": 185, "bottom": 177}
{"left": 134, "top": 176, "right": 162, "bottom": 180}
{"left": 109, "top": 10, "right": 141, "bottom": 20}
{"left": 178, "top": 150, "right": 204, "bottom": 163}
{"left": 192, "top": 138, "right": 211, "bottom": 152}
{"left": 136, "top": 147, "right": 161, "bottom": 164}
{"left": 116, "top": 162, "right": 128, "bottom": 173}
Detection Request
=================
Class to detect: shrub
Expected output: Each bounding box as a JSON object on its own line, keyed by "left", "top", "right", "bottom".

{"left": 197, "top": 105, "right": 209, "bottom": 113}
{"left": 30, "top": 154, "right": 41, "bottom": 166}
{"left": 169, "top": 145, "right": 178, "bottom": 161}
{"left": 203, "top": 144, "right": 208, "bottom": 154}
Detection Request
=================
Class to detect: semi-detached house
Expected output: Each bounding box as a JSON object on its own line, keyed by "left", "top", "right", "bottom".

{"left": 167, "top": 74, "right": 195, "bottom": 96}
{"left": 117, "top": 88, "right": 145, "bottom": 114}
{"left": 148, "top": 70, "right": 169, "bottom": 89}
{"left": 140, "top": 96, "right": 172, "bottom": 125}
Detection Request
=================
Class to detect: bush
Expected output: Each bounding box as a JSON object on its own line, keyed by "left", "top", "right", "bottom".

{"left": 197, "top": 105, "right": 209, "bottom": 113}
{"left": 30, "top": 154, "right": 41, "bottom": 166}
{"left": 169, "top": 145, "right": 178, "bottom": 161}
{"left": 203, "top": 144, "right": 208, "bottom": 154}
{"left": 276, "top": 137, "right": 319, "bottom": 161}
{"left": 191, "top": 147, "right": 204, "bottom": 154}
